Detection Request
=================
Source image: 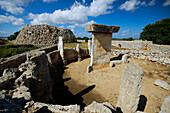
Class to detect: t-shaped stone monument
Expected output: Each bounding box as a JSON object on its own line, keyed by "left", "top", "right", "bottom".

{"left": 85, "top": 24, "right": 120, "bottom": 72}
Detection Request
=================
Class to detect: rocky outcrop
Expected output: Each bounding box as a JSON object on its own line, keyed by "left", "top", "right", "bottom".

{"left": 15, "top": 24, "right": 76, "bottom": 46}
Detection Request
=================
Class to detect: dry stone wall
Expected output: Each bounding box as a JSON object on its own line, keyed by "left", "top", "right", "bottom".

{"left": 15, "top": 24, "right": 76, "bottom": 46}
{"left": 148, "top": 44, "right": 170, "bottom": 54}
{"left": 111, "top": 49, "right": 170, "bottom": 65}
{"left": 112, "top": 40, "right": 152, "bottom": 50}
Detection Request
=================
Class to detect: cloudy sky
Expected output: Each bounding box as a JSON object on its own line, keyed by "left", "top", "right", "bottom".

{"left": 0, "top": 0, "right": 169, "bottom": 39}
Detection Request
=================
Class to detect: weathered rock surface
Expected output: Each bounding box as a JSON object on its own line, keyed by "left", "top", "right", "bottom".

{"left": 160, "top": 96, "right": 170, "bottom": 113}
{"left": 26, "top": 102, "right": 80, "bottom": 113}
{"left": 15, "top": 24, "right": 76, "bottom": 46}
{"left": 15, "top": 51, "right": 54, "bottom": 103}
{"left": 117, "top": 64, "right": 144, "bottom": 113}
{"left": 0, "top": 68, "right": 21, "bottom": 90}
{"left": 84, "top": 101, "right": 115, "bottom": 113}
{"left": 154, "top": 79, "right": 170, "bottom": 90}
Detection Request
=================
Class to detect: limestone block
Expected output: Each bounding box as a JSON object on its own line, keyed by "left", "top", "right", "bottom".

{"left": 122, "top": 54, "right": 129, "bottom": 63}
{"left": 91, "top": 33, "right": 112, "bottom": 65}
{"left": 164, "top": 58, "right": 170, "bottom": 64}
{"left": 85, "top": 24, "right": 120, "bottom": 33}
{"left": 110, "top": 60, "right": 122, "bottom": 67}
{"left": 154, "top": 79, "right": 170, "bottom": 90}
{"left": 160, "top": 96, "right": 170, "bottom": 113}
{"left": 58, "top": 36, "right": 64, "bottom": 60}
{"left": 117, "top": 64, "right": 144, "bottom": 113}
{"left": 84, "top": 101, "right": 115, "bottom": 113}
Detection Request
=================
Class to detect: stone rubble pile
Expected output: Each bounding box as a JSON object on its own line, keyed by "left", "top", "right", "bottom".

{"left": 15, "top": 24, "right": 76, "bottom": 47}
{"left": 111, "top": 49, "right": 170, "bottom": 65}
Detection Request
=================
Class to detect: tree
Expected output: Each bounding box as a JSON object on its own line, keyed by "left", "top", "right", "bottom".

{"left": 140, "top": 18, "right": 170, "bottom": 45}
{"left": 7, "top": 31, "right": 20, "bottom": 40}
{"left": 77, "top": 37, "right": 82, "bottom": 40}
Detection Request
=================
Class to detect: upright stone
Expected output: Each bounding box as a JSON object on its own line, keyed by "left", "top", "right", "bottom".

{"left": 160, "top": 96, "right": 170, "bottom": 113}
{"left": 58, "top": 36, "right": 64, "bottom": 60}
{"left": 88, "top": 40, "right": 91, "bottom": 56}
{"left": 117, "top": 64, "right": 144, "bottom": 113}
{"left": 85, "top": 24, "right": 120, "bottom": 66}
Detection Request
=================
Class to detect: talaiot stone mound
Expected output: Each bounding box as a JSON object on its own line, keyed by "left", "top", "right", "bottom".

{"left": 15, "top": 24, "right": 76, "bottom": 47}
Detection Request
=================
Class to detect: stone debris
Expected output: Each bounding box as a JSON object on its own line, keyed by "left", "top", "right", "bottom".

{"left": 15, "top": 24, "right": 76, "bottom": 46}
{"left": 84, "top": 101, "right": 115, "bottom": 113}
{"left": 111, "top": 49, "right": 170, "bottom": 65}
{"left": 159, "top": 96, "right": 170, "bottom": 113}
{"left": 154, "top": 79, "right": 170, "bottom": 90}
{"left": 117, "top": 64, "right": 144, "bottom": 113}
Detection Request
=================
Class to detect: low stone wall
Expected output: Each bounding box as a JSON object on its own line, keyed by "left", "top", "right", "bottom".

{"left": 112, "top": 40, "right": 152, "bottom": 50}
{"left": 0, "top": 45, "right": 58, "bottom": 76}
{"left": 0, "top": 45, "right": 89, "bottom": 76}
{"left": 148, "top": 44, "right": 170, "bottom": 54}
{"left": 111, "top": 49, "right": 170, "bottom": 65}
{"left": 77, "top": 40, "right": 87, "bottom": 42}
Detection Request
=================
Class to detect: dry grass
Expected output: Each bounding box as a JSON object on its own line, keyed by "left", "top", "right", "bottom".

{"left": 64, "top": 42, "right": 88, "bottom": 49}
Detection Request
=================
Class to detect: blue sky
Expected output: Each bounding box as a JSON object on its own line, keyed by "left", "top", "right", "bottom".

{"left": 0, "top": 0, "right": 170, "bottom": 39}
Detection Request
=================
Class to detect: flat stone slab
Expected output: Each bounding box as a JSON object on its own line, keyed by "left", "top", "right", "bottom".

{"left": 85, "top": 24, "right": 120, "bottom": 33}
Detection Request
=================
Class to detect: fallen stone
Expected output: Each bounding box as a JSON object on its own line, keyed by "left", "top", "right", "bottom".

{"left": 164, "top": 58, "right": 170, "bottom": 64}
{"left": 117, "top": 64, "right": 144, "bottom": 113}
{"left": 12, "top": 86, "right": 32, "bottom": 102}
{"left": 154, "top": 79, "right": 170, "bottom": 90}
{"left": 84, "top": 101, "right": 115, "bottom": 113}
{"left": 110, "top": 60, "right": 122, "bottom": 67}
{"left": 160, "top": 96, "right": 170, "bottom": 113}
{"left": 0, "top": 68, "right": 21, "bottom": 90}
{"left": 28, "top": 102, "right": 80, "bottom": 113}
{"left": 122, "top": 54, "right": 129, "bottom": 63}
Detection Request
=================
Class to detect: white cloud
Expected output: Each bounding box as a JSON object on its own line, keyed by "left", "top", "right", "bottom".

{"left": 28, "top": 0, "right": 115, "bottom": 25}
{"left": 121, "top": 29, "right": 130, "bottom": 36}
{"left": 0, "top": 15, "right": 24, "bottom": 25}
{"left": 0, "top": 0, "right": 34, "bottom": 14}
{"left": 119, "top": 0, "right": 156, "bottom": 11}
{"left": 0, "top": 31, "right": 9, "bottom": 35}
{"left": 83, "top": 0, "right": 85, "bottom": 3}
{"left": 163, "top": 0, "right": 170, "bottom": 6}
{"left": 42, "top": 0, "right": 58, "bottom": 3}
{"left": 67, "top": 20, "right": 96, "bottom": 32}
{"left": 148, "top": 0, "right": 155, "bottom": 6}
{"left": 119, "top": 0, "right": 141, "bottom": 11}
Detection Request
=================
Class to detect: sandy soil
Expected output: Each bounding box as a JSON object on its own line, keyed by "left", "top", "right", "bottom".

{"left": 63, "top": 57, "right": 170, "bottom": 113}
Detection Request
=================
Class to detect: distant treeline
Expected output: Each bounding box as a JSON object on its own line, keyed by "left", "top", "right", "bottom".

{"left": 77, "top": 37, "right": 135, "bottom": 41}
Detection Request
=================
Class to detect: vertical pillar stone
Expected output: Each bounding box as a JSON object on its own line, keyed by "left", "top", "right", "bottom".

{"left": 58, "top": 36, "right": 64, "bottom": 60}
{"left": 117, "top": 64, "right": 144, "bottom": 113}
{"left": 88, "top": 40, "right": 91, "bottom": 56}
{"left": 85, "top": 24, "right": 120, "bottom": 66}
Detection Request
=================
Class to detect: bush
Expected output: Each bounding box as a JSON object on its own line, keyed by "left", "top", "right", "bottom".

{"left": 7, "top": 31, "right": 20, "bottom": 41}
{"left": 0, "top": 44, "right": 39, "bottom": 58}
{"left": 77, "top": 37, "right": 82, "bottom": 40}
{"left": 140, "top": 18, "right": 170, "bottom": 45}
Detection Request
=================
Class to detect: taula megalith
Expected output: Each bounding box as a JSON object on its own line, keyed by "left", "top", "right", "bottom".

{"left": 85, "top": 24, "right": 120, "bottom": 72}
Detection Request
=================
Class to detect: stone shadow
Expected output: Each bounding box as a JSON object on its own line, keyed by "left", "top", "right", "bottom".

{"left": 137, "top": 95, "right": 147, "bottom": 111}
{"left": 110, "top": 54, "right": 124, "bottom": 61}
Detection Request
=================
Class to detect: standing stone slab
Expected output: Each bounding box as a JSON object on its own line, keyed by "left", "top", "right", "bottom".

{"left": 85, "top": 24, "right": 120, "bottom": 66}
{"left": 117, "top": 64, "right": 144, "bottom": 113}
{"left": 58, "top": 36, "right": 64, "bottom": 60}
{"left": 160, "top": 96, "right": 170, "bottom": 113}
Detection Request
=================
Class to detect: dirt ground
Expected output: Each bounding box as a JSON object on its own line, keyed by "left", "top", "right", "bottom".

{"left": 63, "top": 57, "right": 170, "bottom": 113}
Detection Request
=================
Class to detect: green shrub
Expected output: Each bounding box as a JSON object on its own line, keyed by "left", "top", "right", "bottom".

{"left": 140, "top": 18, "right": 170, "bottom": 45}
{"left": 0, "top": 44, "right": 39, "bottom": 58}
{"left": 7, "top": 31, "right": 20, "bottom": 41}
